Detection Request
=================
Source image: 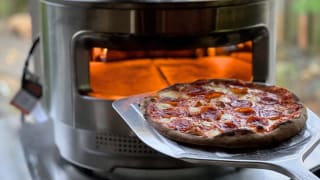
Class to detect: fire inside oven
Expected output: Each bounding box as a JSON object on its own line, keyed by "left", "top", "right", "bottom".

{"left": 88, "top": 41, "right": 253, "bottom": 100}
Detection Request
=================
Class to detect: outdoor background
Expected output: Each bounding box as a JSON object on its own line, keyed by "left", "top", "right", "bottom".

{"left": 1, "top": 0, "right": 318, "bottom": 116}
{"left": 0, "top": 0, "right": 319, "bottom": 179}
{"left": 277, "top": 0, "right": 320, "bottom": 114}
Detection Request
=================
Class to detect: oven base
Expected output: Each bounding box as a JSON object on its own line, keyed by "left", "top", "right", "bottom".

{"left": 53, "top": 120, "right": 201, "bottom": 171}
{"left": 19, "top": 120, "right": 320, "bottom": 180}
{"left": 18, "top": 120, "right": 235, "bottom": 180}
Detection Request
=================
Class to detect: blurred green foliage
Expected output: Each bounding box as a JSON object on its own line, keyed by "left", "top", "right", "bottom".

{"left": 0, "top": 0, "right": 27, "bottom": 18}
{"left": 293, "top": 0, "right": 320, "bottom": 13}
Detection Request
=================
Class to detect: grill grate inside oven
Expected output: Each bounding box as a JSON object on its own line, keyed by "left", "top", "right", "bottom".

{"left": 95, "top": 133, "right": 158, "bottom": 155}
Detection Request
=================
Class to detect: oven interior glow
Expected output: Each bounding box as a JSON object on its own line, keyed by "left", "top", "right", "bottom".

{"left": 88, "top": 41, "right": 253, "bottom": 100}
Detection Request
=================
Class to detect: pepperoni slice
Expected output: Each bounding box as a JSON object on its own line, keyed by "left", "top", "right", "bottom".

{"left": 282, "top": 104, "right": 302, "bottom": 116}
{"left": 167, "top": 101, "right": 178, "bottom": 106}
{"left": 223, "top": 121, "right": 237, "bottom": 129}
{"left": 160, "top": 98, "right": 179, "bottom": 106}
{"left": 234, "top": 107, "right": 255, "bottom": 114}
{"left": 279, "top": 93, "right": 297, "bottom": 105}
{"left": 246, "top": 116, "right": 269, "bottom": 131}
{"left": 259, "top": 109, "right": 281, "bottom": 120}
{"left": 200, "top": 106, "right": 221, "bottom": 121}
{"left": 154, "top": 108, "right": 187, "bottom": 118}
{"left": 233, "top": 107, "right": 256, "bottom": 119}
{"left": 230, "top": 87, "right": 248, "bottom": 95}
{"left": 230, "top": 100, "right": 252, "bottom": 108}
{"left": 259, "top": 96, "right": 278, "bottom": 105}
{"left": 247, "top": 116, "right": 266, "bottom": 124}
{"left": 169, "top": 118, "right": 192, "bottom": 132}
{"left": 186, "top": 86, "right": 207, "bottom": 96}
{"left": 189, "top": 126, "right": 205, "bottom": 136}
{"left": 205, "top": 92, "right": 224, "bottom": 99}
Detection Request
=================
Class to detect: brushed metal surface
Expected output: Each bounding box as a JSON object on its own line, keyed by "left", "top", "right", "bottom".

{"left": 41, "top": 0, "right": 268, "bottom": 9}
{"left": 40, "top": 0, "right": 276, "bottom": 170}
{"left": 54, "top": 119, "right": 197, "bottom": 171}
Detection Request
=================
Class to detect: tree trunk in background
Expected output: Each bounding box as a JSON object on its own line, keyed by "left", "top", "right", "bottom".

{"left": 277, "top": 0, "right": 320, "bottom": 53}
{"left": 283, "top": 0, "right": 299, "bottom": 45}
{"left": 309, "top": 14, "right": 320, "bottom": 53}
{"left": 276, "top": 0, "right": 284, "bottom": 45}
{"left": 298, "top": 14, "right": 308, "bottom": 50}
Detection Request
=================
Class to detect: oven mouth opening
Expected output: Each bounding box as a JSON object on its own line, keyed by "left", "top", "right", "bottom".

{"left": 88, "top": 41, "right": 253, "bottom": 100}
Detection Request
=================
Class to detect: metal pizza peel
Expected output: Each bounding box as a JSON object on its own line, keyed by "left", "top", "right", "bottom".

{"left": 112, "top": 93, "right": 320, "bottom": 180}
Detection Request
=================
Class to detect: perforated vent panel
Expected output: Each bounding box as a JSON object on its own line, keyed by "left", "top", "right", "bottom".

{"left": 95, "top": 133, "right": 158, "bottom": 155}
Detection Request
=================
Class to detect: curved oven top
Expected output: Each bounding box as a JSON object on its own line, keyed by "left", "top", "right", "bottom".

{"left": 41, "top": 0, "right": 268, "bottom": 9}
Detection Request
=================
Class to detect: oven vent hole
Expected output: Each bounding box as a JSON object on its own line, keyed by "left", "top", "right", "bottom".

{"left": 95, "top": 133, "right": 158, "bottom": 155}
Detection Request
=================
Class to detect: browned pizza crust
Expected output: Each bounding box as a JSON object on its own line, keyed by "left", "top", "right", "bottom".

{"left": 140, "top": 79, "right": 308, "bottom": 149}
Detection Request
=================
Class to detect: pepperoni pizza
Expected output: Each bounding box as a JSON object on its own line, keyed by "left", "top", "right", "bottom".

{"left": 140, "top": 79, "right": 307, "bottom": 148}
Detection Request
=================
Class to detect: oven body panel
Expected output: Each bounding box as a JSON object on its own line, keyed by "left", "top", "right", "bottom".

{"left": 40, "top": 0, "right": 276, "bottom": 171}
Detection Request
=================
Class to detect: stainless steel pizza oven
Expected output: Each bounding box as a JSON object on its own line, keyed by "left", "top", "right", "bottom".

{"left": 40, "top": 0, "right": 276, "bottom": 176}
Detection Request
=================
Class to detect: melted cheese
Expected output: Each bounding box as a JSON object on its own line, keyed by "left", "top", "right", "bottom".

{"left": 220, "top": 114, "right": 234, "bottom": 121}
{"left": 158, "top": 118, "right": 171, "bottom": 123}
{"left": 156, "top": 103, "right": 172, "bottom": 109}
{"left": 212, "top": 87, "right": 229, "bottom": 94}
{"left": 199, "top": 99, "right": 208, "bottom": 106}
{"left": 202, "top": 121, "right": 214, "bottom": 127}
{"left": 159, "top": 90, "right": 179, "bottom": 99}
{"left": 202, "top": 85, "right": 216, "bottom": 91}
{"left": 239, "top": 94, "right": 258, "bottom": 107}
{"left": 159, "top": 90, "right": 189, "bottom": 99}
{"left": 204, "top": 129, "right": 221, "bottom": 138}
{"left": 217, "top": 96, "right": 231, "bottom": 103}
{"left": 188, "top": 107, "right": 201, "bottom": 115}
{"left": 267, "top": 119, "right": 277, "bottom": 129}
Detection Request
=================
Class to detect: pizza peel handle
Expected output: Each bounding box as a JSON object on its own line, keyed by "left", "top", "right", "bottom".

{"left": 271, "top": 158, "right": 319, "bottom": 180}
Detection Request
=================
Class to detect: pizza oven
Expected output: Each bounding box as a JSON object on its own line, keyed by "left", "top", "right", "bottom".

{"left": 40, "top": 0, "right": 276, "bottom": 177}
